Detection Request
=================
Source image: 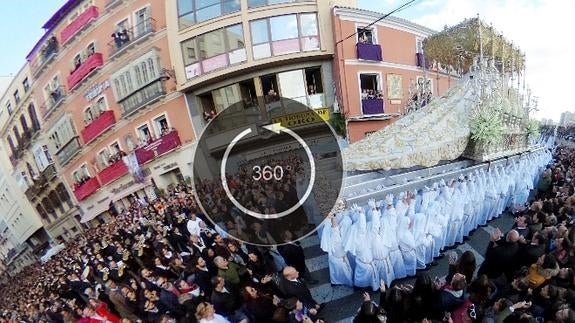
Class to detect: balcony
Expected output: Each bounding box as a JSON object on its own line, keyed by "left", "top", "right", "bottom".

{"left": 60, "top": 5, "right": 99, "bottom": 44}
{"left": 119, "top": 78, "right": 166, "bottom": 118}
{"left": 361, "top": 98, "right": 385, "bottom": 115}
{"left": 81, "top": 110, "right": 116, "bottom": 144}
{"left": 55, "top": 137, "right": 81, "bottom": 166}
{"left": 41, "top": 87, "right": 66, "bottom": 119}
{"left": 24, "top": 175, "right": 48, "bottom": 201}
{"left": 357, "top": 43, "right": 382, "bottom": 61}
{"left": 32, "top": 37, "right": 58, "bottom": 77}
{"left": 135, "top": 130, "right": 181, "bottom": 165}
{"left": 42, "top": 164, "right": 57, "bottom": 181}
{"left": 98, "top": 160, "right": 128, "bottom": 185}
{"left": 108, "top": 18, "right": 156, "bottom": 59}
{"left": 73, "top": 177, "right": 100, "bottom": 201}
{"left": 67, "top": 52, "right": 104, "bottom": 90}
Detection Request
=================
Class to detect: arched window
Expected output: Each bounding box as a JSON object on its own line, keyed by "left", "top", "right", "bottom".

{"left": 56, "top": 183, "right": 71, "bottom": 202}
{"left": 49, "top": 190, "right": 63, "bottom": 213}
{"left": 42, "top": 197, "right": 54, "bottom": 215}
{"left": 36, "top": 204, "right": 50, "bottom": 222}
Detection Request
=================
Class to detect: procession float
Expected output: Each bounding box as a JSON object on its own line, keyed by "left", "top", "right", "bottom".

{"left": 343, "top": 17, "right": 540, "bottom": 172}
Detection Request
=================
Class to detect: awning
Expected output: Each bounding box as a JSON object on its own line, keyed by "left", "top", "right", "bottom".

{"left": 80, "top": 178, "right": 152, "bottom": 223}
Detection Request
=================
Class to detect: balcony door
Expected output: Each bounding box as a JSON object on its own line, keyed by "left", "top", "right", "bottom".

{"left": 134, "top": 7, "right": 150, "bottom": 38}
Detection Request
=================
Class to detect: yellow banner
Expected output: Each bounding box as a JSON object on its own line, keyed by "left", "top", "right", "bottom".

{"left": 271, "top": 108, "right": 330, "bottom": 128}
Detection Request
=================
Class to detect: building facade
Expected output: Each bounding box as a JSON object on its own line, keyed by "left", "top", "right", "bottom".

{"left": 331, "top": 7, "right": 458, "bottom": 143}
{"left": 10, "top": 0, "right": 195, "bottom": 229}
{"left": 0, "top": 65, "right": 56, "bottom": 255}
{"left": 166, "top": 0, "right": 356, "bottom": 144}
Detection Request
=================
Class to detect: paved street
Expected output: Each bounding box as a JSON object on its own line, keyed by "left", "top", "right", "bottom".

{"left": 301, "top": 212, "right": 516, "bottom": 322}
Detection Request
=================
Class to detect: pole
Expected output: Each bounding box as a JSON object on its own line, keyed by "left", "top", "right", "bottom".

{"left": 478, "top": 14, "right": 483, "bottom": 64}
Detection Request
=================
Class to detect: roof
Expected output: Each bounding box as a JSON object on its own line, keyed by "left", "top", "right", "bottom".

{"left": 42, "top": 0, "right": 81, "bottom": 30}
{"left": 27, "top": 0, "right": 81, "bottom": 60}
{"left": 333, "top": 6, "right": 437, "bottom": 36}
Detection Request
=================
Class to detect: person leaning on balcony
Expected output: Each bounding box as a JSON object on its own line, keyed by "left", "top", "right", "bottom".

{"left": 112, "top": 29, "right": 124, "bottom": 49}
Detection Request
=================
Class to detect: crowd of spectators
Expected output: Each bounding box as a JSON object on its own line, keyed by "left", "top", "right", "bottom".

{"left": 354, "top": 145, "right": 575, "bottom": 323}
{"left": 0, "top": 183, "right": 323, "bottom": 323}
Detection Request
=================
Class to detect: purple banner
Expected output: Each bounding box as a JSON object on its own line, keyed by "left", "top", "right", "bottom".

{"left": 357, "top": 43, "right": 383, "bottom": 61}
{"left": 362, "top": 99, "right": 384, "bottom": 115}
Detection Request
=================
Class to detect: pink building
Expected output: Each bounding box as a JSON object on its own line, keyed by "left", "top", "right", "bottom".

{"left": 332, "top": 7, "right": 458, "bottom": 143}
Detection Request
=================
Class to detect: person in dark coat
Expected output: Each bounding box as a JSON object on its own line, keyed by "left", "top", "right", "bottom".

{"left": 277, "top": 266, "right": 322, "bottom": 312}
{"left": 478, "top": 229, "right": 520, "bottom": 280}
{"left": 210, "top": 276, "right": 247, "bottom": 322}
{"left": 277, "top": 230, "right": 317, "bottom": 284}
{"left": 516, "top": 231, "right": 547, "bottom": 268}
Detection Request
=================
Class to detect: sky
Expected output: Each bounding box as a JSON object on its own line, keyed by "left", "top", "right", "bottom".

{"left": 0, "top": 1, "right": 66, "bottom": 77}
{"left": 0, "top": 0, "right": 572, "bottom": 121}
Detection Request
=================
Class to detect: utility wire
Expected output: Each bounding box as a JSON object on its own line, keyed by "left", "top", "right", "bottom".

{"left": 336, "top": 0, "right": 419, "bottom": 46}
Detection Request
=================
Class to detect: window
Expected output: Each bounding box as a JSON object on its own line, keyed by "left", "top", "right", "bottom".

{"left": 6, "top": 102, "right": 12, "bottom": 115}
{"left": 19, "top": 115, "right": 29, "bottom": 133}
{"left": 226, "top": 24, "right": 244, "bottom": 51}
{"left": 84, "top": 107, "right": 94, "bottom": 123}
{"left": 305, "top": 67, "right": 323, "bottom": 94}
{"left": 13, "top": 90, "right": 20, "bottom": 105}
{"left": 177, "top": 0, "right": 241, "bottom": 29}
{"left": 247, "top": 0, "right": 307, "bottom": 8}
{"left": 154, "top": 115, "right": 169, "bottom": 136}
{"left": 13, "top": 126, "right": 21, "bottom": 144}
{"left": 357, "top": 27, "right": 374, "bottom": 44}
{"left": 111, "top": 50, "right": 160, "bottom": 101}
{"left": 50, "top": 117, "right": 77, "bottom": 150}
{"left": 360, "top": 73, "right": 384, "bottom": 100}
{"left": 72, "top": 165, "right": 90, "bottom": 184}
{"left": 250, "top": 20, "right": 269, "bottom": 44}
{"left": 33, "top": 145, "right": 52, "bottom": 170}
{"left": 86, "top": 42, "right": 95, "bottom": 56}
{"left": 181, "top": 24, "right": 245, "bottom": 78}
{"left": 260, "top": 74, "right": 279, "bottom": 104}
{"left": 7, "top": 136, "right": 16, "bottom": 155}
{"left": 28, "top": 104, "right": 40, "bottom": 130}
{"left": 44, "top": 145, "right": 53, "bottom": 163}
{"left": 125, "top": 134, "right": 136, "bottom": 150}
{"left": 134, "top": 7, "right": 150, "bottom": 37}
{"left": 270, "top": 15, "right": 298, "bottom": 41}
{"left": 22, "top": 78, "right": 30, "bottom": 92}
{"left": 73, "top": 54, "right": 82, "bottom": 70}
{"left": 198, "top": 29, "right": 225, "bottom": 59}
{"left": 182, "top": 38, "right": 198, "bottom": 65}
{"left": 36, "top": 204, "right": 50, "bottom": 223}
{"left": 137, "top": 124, "right": 151, "bottom": 144}
{"left": 95, "top": 97, "right": 107, "bottom": 113}
{"left": 250, "top": 13, "right": 318, "bottom": 59}
{"left": 97, "top": 149, "right": 111, "bottom": 169}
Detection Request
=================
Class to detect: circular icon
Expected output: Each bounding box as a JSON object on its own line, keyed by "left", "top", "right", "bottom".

{"left": 192, "top": 97, "right": 344, "bottom": 246}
